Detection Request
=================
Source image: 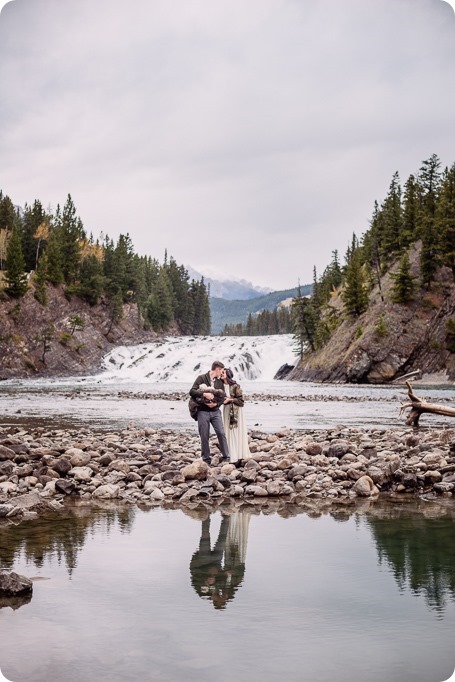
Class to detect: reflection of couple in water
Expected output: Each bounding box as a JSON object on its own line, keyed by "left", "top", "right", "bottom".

{"left": 190, "top": 511, "right": 251, "bottom": 609}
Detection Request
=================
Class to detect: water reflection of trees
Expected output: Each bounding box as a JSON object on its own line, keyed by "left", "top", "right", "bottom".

{"left": 1, "top": 495, "right": 455, "bottom": 613}
{"left": 184, "top": 496, "right": 455, "bottom": 614}
{"left": 363, "top": 506, "right": 455, "bottom": 614}
{"left": 278, "top": 496, "right": 455, "bottom": 613}
{"left": 0, "top": 503, "right": 136, "bottom": 575}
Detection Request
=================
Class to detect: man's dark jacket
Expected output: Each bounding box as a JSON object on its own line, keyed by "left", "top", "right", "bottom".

{"left": 189, "top": 372, "right": 225, "bottom": 416}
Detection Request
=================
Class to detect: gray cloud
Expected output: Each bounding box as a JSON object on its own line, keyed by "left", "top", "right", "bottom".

{"left": 1, "top": 0, "right": 455, "bottom": 289}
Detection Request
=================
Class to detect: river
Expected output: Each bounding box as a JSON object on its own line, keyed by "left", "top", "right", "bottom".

{"left": 0, "top": 335, "right": 453, "bottom": 432}
{"left": 0, "top": 335, "right": 454, "bottom": 682}
{"left": 0, "top": 499, "right": 454, "bottom": 682}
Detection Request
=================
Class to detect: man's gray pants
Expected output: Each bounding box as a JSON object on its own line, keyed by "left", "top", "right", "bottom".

{"left": 197, "top": 409, "right": 229, "bottom": 462}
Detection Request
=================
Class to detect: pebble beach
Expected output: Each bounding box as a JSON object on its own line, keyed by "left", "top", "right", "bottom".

{"left": 1, "top": 421, "right": 454, "bottom": 522}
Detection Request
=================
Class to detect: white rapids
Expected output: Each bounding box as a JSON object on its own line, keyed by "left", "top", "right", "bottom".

{"left": 100, "top": 335, "right": 296, "bottom": 383}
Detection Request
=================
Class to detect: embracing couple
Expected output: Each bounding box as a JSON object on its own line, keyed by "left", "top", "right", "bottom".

{"left": 189, "top": 360, "right": 251, "bottom": 467}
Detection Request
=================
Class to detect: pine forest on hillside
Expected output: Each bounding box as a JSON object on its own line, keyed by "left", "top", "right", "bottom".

{"left": 0, "top": 193, "right": 211, "bottom": 335}
{"left": 213, "top": 285, "right": 312, "bottom": 335}
{"left": 1, "top": 153, "right": 454, "bottom": 352}
{"left": 291, "top": 154, "right": 455, "bottom": 360}
{"left": 221, "top": 305, "right": 293, "bottom": 336}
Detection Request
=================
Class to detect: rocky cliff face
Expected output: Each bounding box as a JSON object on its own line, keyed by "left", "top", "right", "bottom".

{"left": 288, "top": 254, "right": 455, "bottom": 384}
{"left": 0, "top": 284, "right": 160, "bottom": 380}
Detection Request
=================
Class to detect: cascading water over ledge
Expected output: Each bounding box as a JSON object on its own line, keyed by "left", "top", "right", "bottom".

{"left": 100, "top": 335, "right": 296, "bottom": 383}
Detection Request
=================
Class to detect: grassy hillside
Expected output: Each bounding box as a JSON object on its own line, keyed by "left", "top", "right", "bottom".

{"left": 210, "top": 285, "right": 312, "bottom": 334}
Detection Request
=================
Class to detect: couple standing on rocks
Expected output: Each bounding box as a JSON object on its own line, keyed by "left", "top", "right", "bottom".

{"left": 189, "top": 360, "right": 251, "bottom": 467}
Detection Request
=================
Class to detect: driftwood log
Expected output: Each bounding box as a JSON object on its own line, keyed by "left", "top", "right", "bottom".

{"left": 392, "top": 369, "right": 421, "bottom": 384}
{"left": 400, "top": 380, "right": 455, "bottom": 426}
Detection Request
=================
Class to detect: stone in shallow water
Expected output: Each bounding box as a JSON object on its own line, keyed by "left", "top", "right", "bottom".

{"left": 92, "top": 483, "right": 120, "bottom": 499}
{"left": 0, "top": 504, "right": 14, "bottom": 517}
{"left": 352, "top": 475, "right": 378, "bottom": 497}
{"left": 0, "top": 571, "right": 33, "bottom": 597}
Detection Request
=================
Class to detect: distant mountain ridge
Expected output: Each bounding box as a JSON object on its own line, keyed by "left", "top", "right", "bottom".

{"left": 210, "top": 285, "right": 312, "bottom": 334}
{"left": 186, "top": 265, "right": 272, "bottom": 300}
{"left": 186, "top": 265, "right": 312, "bottom": 333}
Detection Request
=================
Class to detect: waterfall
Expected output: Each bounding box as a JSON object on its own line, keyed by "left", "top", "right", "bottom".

{"left": 99, "top": 335, "right": 296, "bottom": 383}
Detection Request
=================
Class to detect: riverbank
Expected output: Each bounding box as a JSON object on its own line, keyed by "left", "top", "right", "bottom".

{"left": 1, "top": 422, "right": 454, "bottom": 524}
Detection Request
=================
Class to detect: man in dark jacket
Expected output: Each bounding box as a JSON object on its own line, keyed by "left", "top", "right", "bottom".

{"left": 189, "top": 360, "right": 230, "bottom": 464}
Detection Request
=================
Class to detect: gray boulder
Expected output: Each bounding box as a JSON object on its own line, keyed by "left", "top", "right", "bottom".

{"left": 0, "top": 571, "right": 33, "bottom": 597}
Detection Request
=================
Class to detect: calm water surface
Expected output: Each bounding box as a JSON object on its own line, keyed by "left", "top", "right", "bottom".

{"left": 1, "top": 378, "right": 454, "bottom": 431}
{"left": 1, "top": 499, "right": 454, "bottom": 682}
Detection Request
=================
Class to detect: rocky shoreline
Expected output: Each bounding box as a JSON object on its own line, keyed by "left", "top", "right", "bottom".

{"left": 1, "top": 422, "right": 455, "bottom": 524}
{"left": 43, "top": 386, "right": 453, "bottom": 407}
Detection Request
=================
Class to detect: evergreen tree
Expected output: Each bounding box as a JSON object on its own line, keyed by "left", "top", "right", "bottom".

{"left": 318, "top": 251, "right": 343, "bottom": 302}
{"left": 267, "top": 309, "right": 279, "bottom": 334}
{"left": 435, "top": 164, "right": 455, "bottom": 281}
{"left": 106, "top": 292, "right": 123, "bottom": 335}
{"left": 363, "top": 201, "right": 381, "bottom": 264}
{"left": 68, "top": 315, "right": 85, "bottom": 335}
{"left": 45, "top": 227, "right": 64, "bottom": 284}
{"left": 103, "top": 236, "right": 116, "bottom": 286}
{"left": 362, "top": 201, "right": 385, "bottom": 298}
{"left": 189, "top": 278, "right": 211, "bottom": 335}
{"left": 417, "top": 154, "right": 441, "bottom": 222}
{"left": 341, "top": 250, "right": 369, "bottom": 317}
{"left": 191, "top": 279, "right": 202, "bottom": 334}
{"left": 390, "top": 252, "right": 417, "bottom": 304}
{"left": 402, "top": 174, "right": 418, "bottom": 247}
{"left": 121, "top": 233, "right": 138, "bottom": 297}
{"left": 0, "top": 194, "right": 16, "bottom": 232}
{"left": 246, "top": 313, "right": 254, "bottom": 335}
{"left": 328, "top": 249, "right": 343, "bottom": 289}
{"left": 194, "top": 277, "right": 211, "bottom": 334}
{"left": 131, "top": 254, "right": 147, "bottom": 313}
{"left": 58, "top": 195, "right": 84, "bottom": 284}
{"left": 420, "top": 230, "right": 440, "bottom": 288}
{"left": 146, "top": 267, "right": 174, "bottom": 331}
{"left": 165, "top": 257, "right": 193, "bottom": 332}
{"left": 220, "top": 304, "right": 293, "bottom": 337}
{"left": 106, "top": 233, "right": 136, "bottom": 301}
{"left": 292, "top": 285, "right": 317, "bottom": 354}
{"left": 278, "top": 305, "right": 292, "bottom": 333}
{"left": 143, "top": 256, "right": 160, "bottom": 296}
{"left": 4, "top": 227, "right": 28, "bottom": 297}
{"left": 21, "top": 200, "right": 46, "bottom": 271}
{"left": 76, "top": 254, "right": 105, "bottom": 305}
{"left": 344, "top": 233, "right": 360, "bottom": 269}
{"left": 417, "top": 154, "right": 442, "bottom": 286}
{"left": 0, "top": 189, "right": 216, "bottom": 337}
{"left": 311, "top": 264, "right": 331, "bottom": 314}
{"left": 381, "top": 171, "right": 403, "bottom": 257}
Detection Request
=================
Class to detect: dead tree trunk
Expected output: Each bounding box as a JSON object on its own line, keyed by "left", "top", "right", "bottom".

{"left": 400, "top": 380, "right": 455, "bottom": 426}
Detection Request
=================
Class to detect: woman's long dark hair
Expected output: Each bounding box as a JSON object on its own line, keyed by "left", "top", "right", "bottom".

{"left": 224, "top": 368, "right": 236, "bottom": 386}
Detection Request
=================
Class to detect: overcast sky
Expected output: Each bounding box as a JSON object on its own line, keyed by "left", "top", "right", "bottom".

{"left": 1, "top": 0, "right": 455, "bottom": 291}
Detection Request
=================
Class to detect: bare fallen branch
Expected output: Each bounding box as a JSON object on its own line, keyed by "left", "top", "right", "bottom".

{"left": 400, "top": 380, "right": 455, "bottom": 426}
{"left": 392, "top": 369, "right": 421, "bottom": 384}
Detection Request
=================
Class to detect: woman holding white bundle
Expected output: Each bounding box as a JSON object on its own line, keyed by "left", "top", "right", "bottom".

{"left": 220, "top": 367, "right": 251, "bottom": 466}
